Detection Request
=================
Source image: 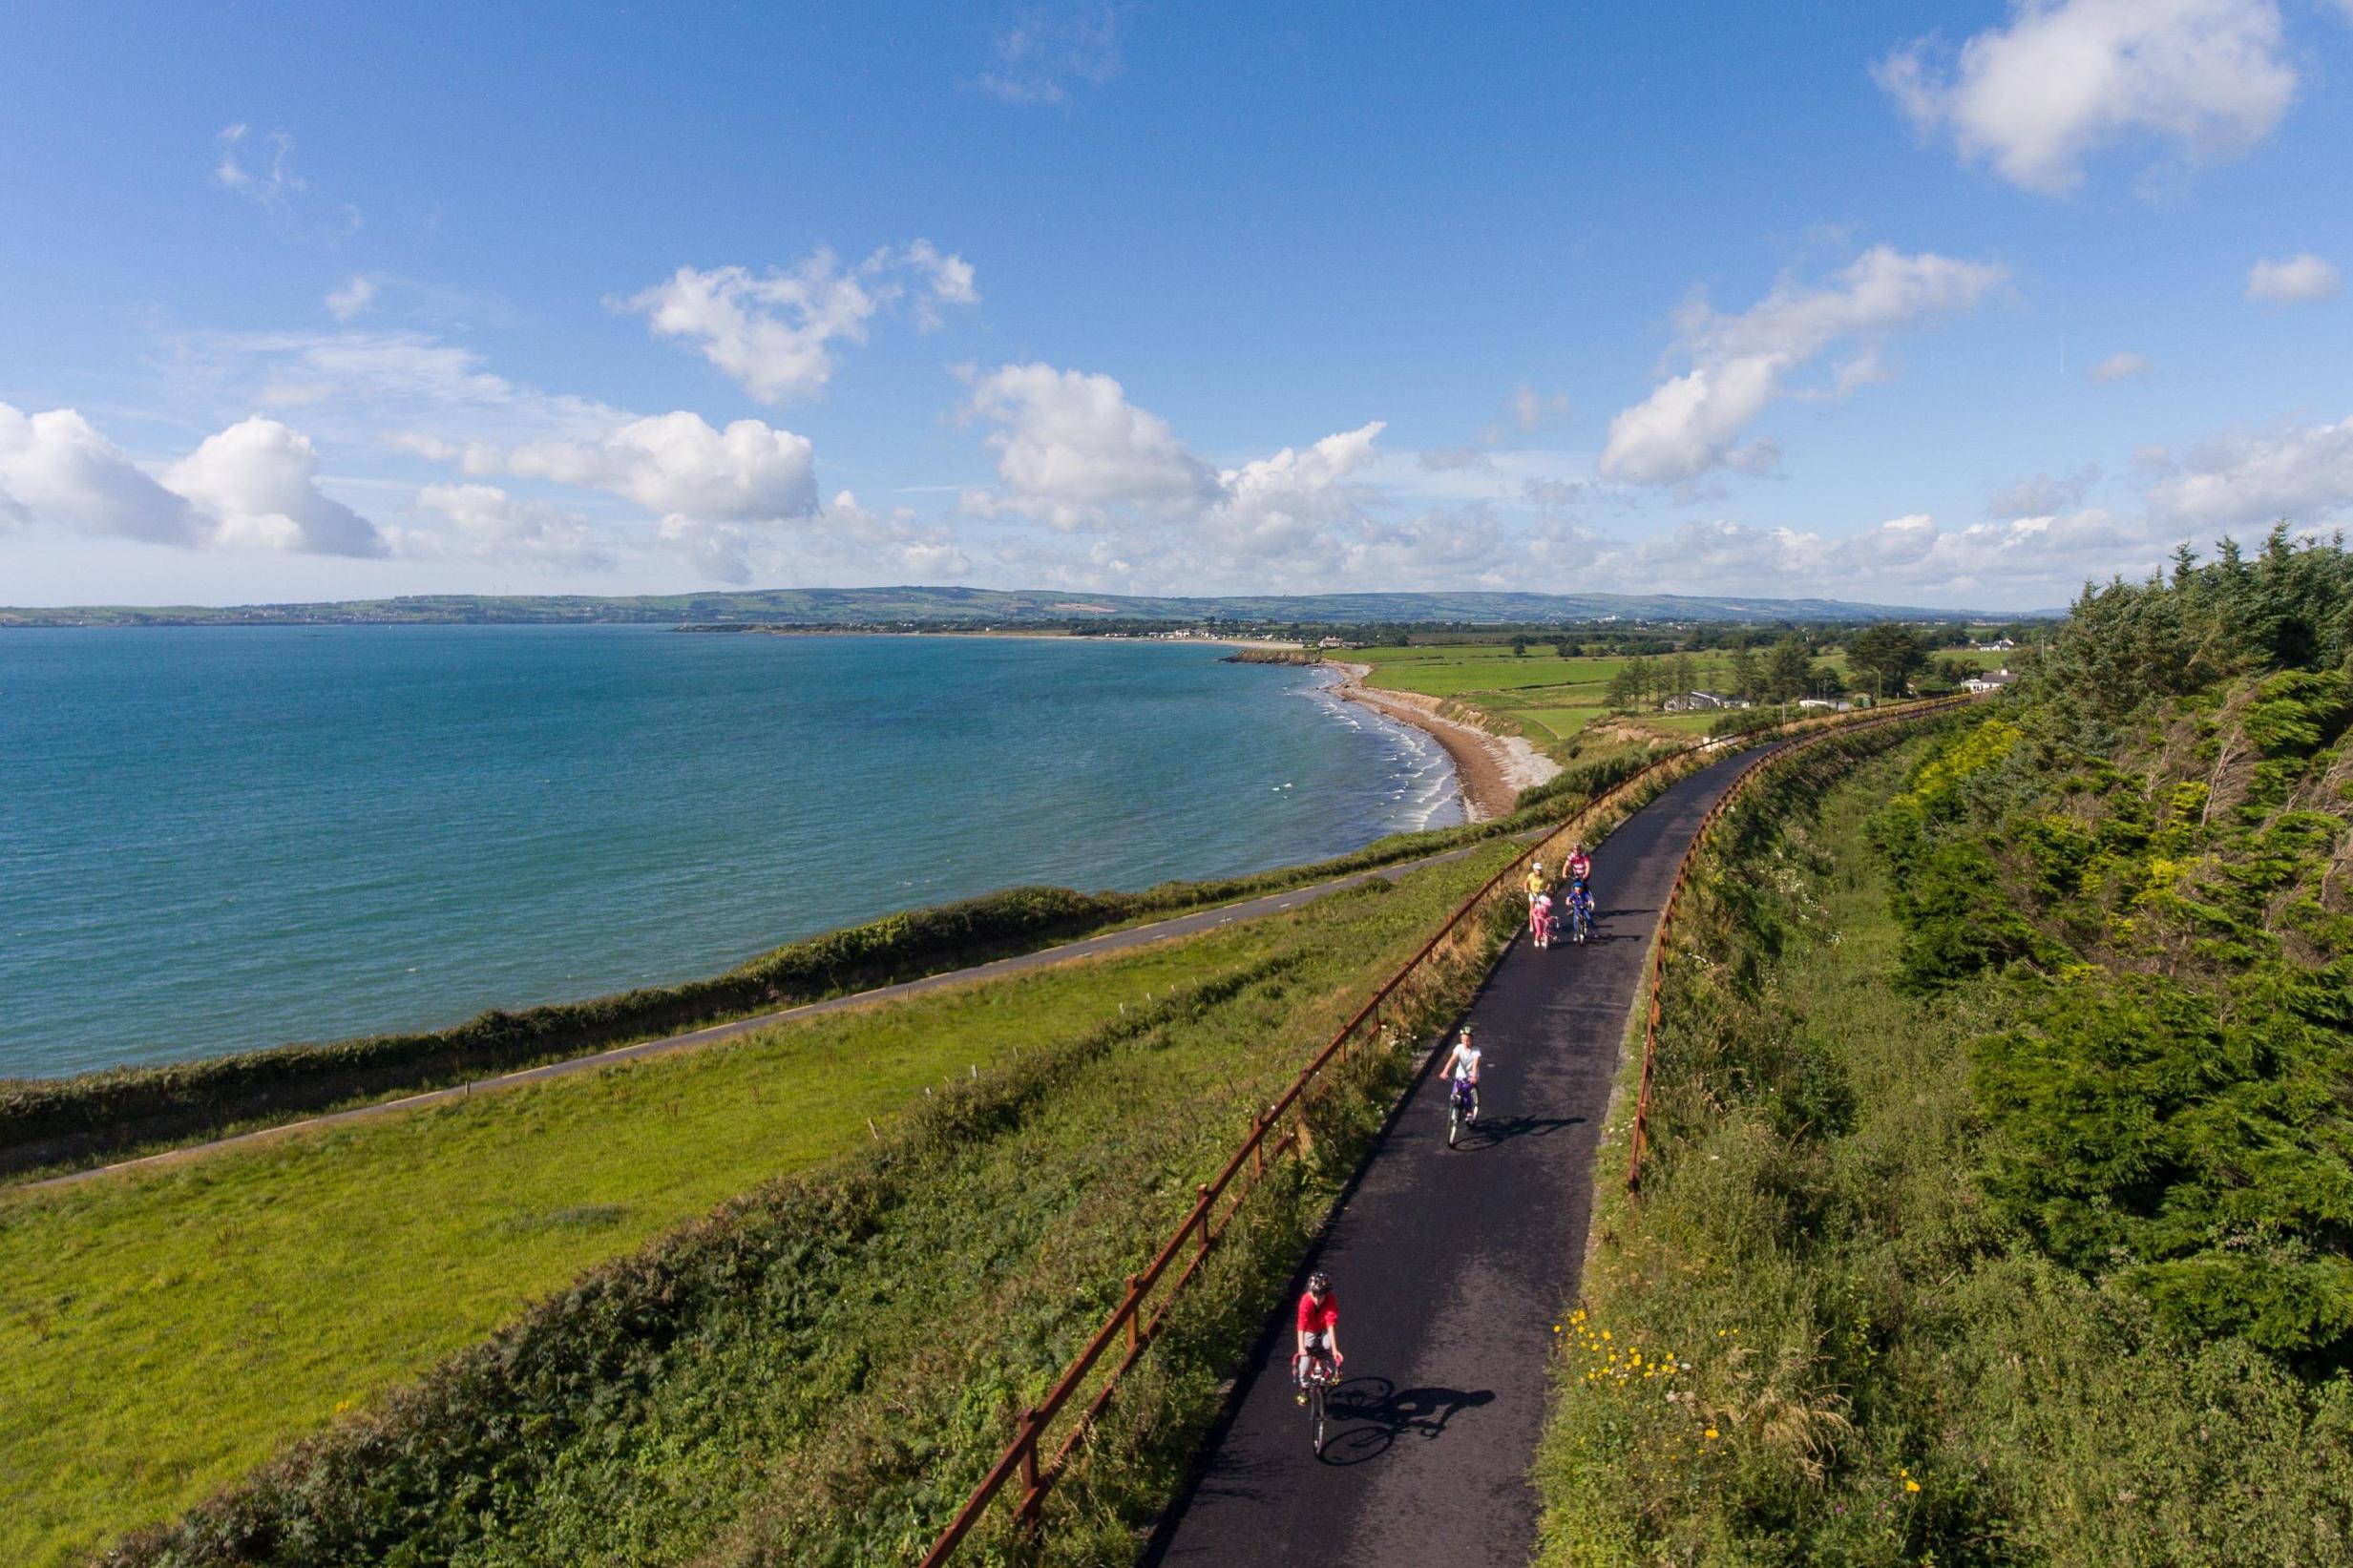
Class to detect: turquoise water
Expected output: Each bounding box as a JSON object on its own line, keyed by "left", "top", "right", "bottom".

{"left": 0, "top": 628, "right": 1460, "bottom": 1077}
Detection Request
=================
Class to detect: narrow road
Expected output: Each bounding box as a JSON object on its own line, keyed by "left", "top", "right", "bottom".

{"left": 1145, "top": 746, "right": 1761, "bottom": 1568}
{"left": 26, "top": 835, "right": 1517, "bottom": 1191}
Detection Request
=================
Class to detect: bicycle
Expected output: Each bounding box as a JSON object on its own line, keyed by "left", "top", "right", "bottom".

{"left": 1446, "top": 1074, "right": 1479, "bottom": 1148}
{"left": 1569, "top": 900, "right": 1592, "bottom": 945}
{"left": 1299, "top": 1348, "right": 1341, "bottom": 1455}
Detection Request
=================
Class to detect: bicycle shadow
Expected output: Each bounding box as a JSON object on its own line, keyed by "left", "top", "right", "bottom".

{"left": 1454, "top": 1113, "right": 1584, "bottom": 1149}
{"left": 1317, "top": 1377, "right": 1496, "bottom": 1465}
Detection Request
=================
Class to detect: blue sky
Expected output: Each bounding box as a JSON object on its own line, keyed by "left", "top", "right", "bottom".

{"left": 3, "top": 1, "right": 2350, "bottom": 611}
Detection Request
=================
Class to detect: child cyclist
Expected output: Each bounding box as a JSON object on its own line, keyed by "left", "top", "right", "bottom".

{"left": 1439, "top": 1024, "right": 1482, "bottom": 1125}
{"left": 1567, "top": 879, "right": 1596, "bottom": 942}
{"left": 1530, "top": 889, "right": 1556, "bottom": 948}
{"left": 1565, "top": 841, "right": 1593, "bottom": 889}
{"left": 1294, "top": 1271, "right": 1342, "bottom": 1401}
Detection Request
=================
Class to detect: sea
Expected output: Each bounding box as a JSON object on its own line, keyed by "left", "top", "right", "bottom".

{"left": 0, "top": 627, "right": 1460, "bottom": 1078}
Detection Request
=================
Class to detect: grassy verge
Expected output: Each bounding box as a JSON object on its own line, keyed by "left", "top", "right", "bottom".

{"left": 1537, "top": 728, "right": 2353, "bottom": 1565}
{"left": 5, "top": 840, "right": 1518, "bottom": 1567}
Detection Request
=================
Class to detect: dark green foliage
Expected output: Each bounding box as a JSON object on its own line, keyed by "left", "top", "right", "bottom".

{"left": 1844, "top": 621, "right": 1928, "bottom": 698}
{"left": 1866, "top": 541, "right": 2353, "bottom": 1359}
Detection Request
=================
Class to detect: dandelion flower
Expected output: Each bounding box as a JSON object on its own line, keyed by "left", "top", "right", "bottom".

{"left": 1704, "top": 1428, "right": 1719, "bottom": 1440}
{"left": 1905, "top": 1479, "right": 1921, "bottom": 1494}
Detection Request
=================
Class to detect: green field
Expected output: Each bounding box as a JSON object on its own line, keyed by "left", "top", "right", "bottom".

{"left": 1, "top": 842, "right": 1514, "bottom": 1567}
{"left": 1353, "top": 644, "right": 1746, "bottom": 747}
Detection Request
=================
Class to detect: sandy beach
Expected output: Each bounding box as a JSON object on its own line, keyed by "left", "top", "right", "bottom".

{"left": 1325, "top": 662, "right": 1561, "bottom": 823}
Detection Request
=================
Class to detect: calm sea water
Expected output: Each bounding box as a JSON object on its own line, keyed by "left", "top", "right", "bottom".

{"left": 0, "top": 627, "right": 1460, "bottom": 1077}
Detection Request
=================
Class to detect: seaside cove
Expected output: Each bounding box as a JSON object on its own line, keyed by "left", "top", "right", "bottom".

{"left": 0, "top": 626, "right": 1465, "bottom": 1078}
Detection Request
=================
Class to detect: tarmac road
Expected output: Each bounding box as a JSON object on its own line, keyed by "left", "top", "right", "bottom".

{"left": 1145, "top": 746, "right": 1762, "bottom": 1568}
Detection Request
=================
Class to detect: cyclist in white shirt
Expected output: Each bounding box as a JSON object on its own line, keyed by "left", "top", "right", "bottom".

{"left": 1438, "top": 1026, "right": 1482, "bottom": 1124}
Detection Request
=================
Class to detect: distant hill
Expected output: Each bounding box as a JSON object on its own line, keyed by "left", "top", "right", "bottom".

{"left": 0, "top": 585, "right": 2041, "bottom": 628}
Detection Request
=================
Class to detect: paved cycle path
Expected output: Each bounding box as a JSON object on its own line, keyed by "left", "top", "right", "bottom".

{"left": 1146, "top": 745, "right": 1761, "bottom": 1568}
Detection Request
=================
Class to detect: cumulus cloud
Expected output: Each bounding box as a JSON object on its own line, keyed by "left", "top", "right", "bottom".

{"left": 164, "top": 417, "right": 385, "bottom": 555}
{"left": 2090, "top": 350, "right": 2153, "bottom": 382}
{"left": 2147, "top": 414, "right": 2353, "bottom": 529}
{"left": 0, "top": 405, "right": 205, "bottom": 545}
{"left": 959, "top": 361, "right": 1394, "bottom": 586}
{"left": 2246, "top": 252, "right": 2342, "bottom": 303}
{"left": 620, "top": 242, "right": 978, "bottom": 405}
{"left": 962, "top": 363, "right": 1218, "bottom": 526}
{"left": 401, "top": 484, "right": 612, "bottom": 568}
{"left": 0, "top": 403, "right": 385, "bottom": 556}
{"left": 326, "top": 275, "right": 378, "bottom": 322}
{"left": 489, "top": 412, "right": 819, "bottom": 522}
{"left": 1875, "top": 0, "right": 2297, "bottom": 195}
{"left": 977, "top": 4, "right": 1122, "bottom": 104}
{"left": 1599, "top": 245, "right": 2006, "bottom": 485}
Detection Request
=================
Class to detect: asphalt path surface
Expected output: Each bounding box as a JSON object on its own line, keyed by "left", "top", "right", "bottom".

{"left": 27, "top": 835, "right": 1519, "bottom": 1191}
{"left": 1145, "top": 746, "right": 1762, "bottom": 1568}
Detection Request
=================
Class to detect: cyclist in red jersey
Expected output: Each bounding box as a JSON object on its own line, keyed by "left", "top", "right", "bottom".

{"left": 1566, "top": 842, "right": 1593, "bottom": 888}
{"left": 1293, "top": 1271, "right": 1342, "bottom": 1402}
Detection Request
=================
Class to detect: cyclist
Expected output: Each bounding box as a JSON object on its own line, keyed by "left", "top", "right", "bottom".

{"left": 1523, "top": 860, "right": 1549, "bottom": 908}
{"left": 1566, "top": 879, "right": 1596, "bottom": 942}
{"left": 1294, "top": 1271, "right": 1342, "bottom": 1402}
{"left": 1565, "top": 841, "right": 1593, "bottom": 889}
{"left": 1439, "top": 1024, "right": 1482, "bottom": 1125}
{"left": 1530, "top": 889, "right": 1555, "bottom": 948}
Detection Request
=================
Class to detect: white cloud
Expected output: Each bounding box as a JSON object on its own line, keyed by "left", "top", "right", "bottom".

{"left": 1, "top": 403, "right": 385, "bottom": 557}
{"left": 1599, "top": 245, "right": 2006, "bottom": 485}
{"left": 496, "top": 412, "right": 819, "bottom": 522}
{"left": 1875, "top": 0, "right": 2297, "bottom": 195}
{"left": 165, "top": 417, "right": 386, "bottom": 556}
{"left": 2246, "top": 252, "right": 2341, "bottom": 303}
{"left": 326, "top": 275, "right": 378, "bottom": 322}
{"left": 2147, "top": 414, "right": 2353, "bottom": 528}
{"left": 963, "top": 363, "right": 1217, "bottom": 526}
{"left": 2089, "top": 350, "right": 2153, "bottom": 382}
{"left": 960, "top": 361, "right": 1396, "bottom": 587}
{"left": 0, "top": 404, "right": 204, "bottom": 545}
{"left": 620, "top": 242, "right": 978, "bottom": 405}
{"left": 977, "top": 5, "right": 1122, "bottom": 104}
{"left": 402, "top": 484, "right": 612, "bottom": 568}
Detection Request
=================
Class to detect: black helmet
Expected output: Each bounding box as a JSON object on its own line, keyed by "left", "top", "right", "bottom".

{"left": 1308, "top": 1271, "right": 1330, "bottom": 1294}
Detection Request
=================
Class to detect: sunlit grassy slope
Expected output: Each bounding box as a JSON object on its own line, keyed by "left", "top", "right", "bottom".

{"left": 1, "top": 842, "right": 1512, "bottom": 1568}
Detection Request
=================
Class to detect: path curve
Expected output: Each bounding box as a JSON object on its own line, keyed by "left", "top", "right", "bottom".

{"left": 25, "top": 837, "right": 1520, "bottom": 1192}
{"left": 1145, "top": 745, "right": 1764, "bottom": 1567}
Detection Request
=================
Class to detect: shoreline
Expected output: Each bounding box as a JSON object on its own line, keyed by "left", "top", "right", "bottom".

{"left": 1323, "top": 662, "right": 1561, "bottom": 824}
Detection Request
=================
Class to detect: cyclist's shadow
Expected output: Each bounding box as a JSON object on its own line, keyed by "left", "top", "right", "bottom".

{"left": 1317, "top": 1377, "right": 1495, "bottom": 1466}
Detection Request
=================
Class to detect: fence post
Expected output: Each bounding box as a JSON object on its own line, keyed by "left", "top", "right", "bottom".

{"left": 1125, "top": 1276, "right": 1142, "bottom": 1355}
{"left": 1017, "top": 1409, "right": 1042, "bottom": 1524}
{"left": 1195, "top": 1184, "right": 1211, "bottom": 1258}
{"left": 1251, "top": 1110, "right": 1265, "bottom": 1177}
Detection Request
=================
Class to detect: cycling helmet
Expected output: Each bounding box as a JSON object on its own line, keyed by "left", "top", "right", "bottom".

{"left": 1308, "top": 1271, "right": 1331, "bottom": 1294}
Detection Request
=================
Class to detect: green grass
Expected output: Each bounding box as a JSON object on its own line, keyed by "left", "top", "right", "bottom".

{"left": 4, "top": 844, "right": 1516, "bottom": 1568}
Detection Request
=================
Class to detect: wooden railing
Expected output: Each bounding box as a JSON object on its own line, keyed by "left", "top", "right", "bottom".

{"left": 919, "top": 698, "right": 1964, "bottom": 1564}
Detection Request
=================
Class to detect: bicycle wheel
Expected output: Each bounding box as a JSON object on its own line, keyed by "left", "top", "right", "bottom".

{"left": 1311, "top": 1383, "right": 1326, "bottom": 1455}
